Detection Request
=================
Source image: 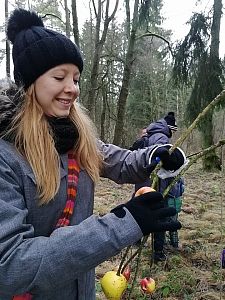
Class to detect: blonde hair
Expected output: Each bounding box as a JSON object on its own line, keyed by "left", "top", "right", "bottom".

{"left": 9, "top": 85, "right": 103, "bottom": 205}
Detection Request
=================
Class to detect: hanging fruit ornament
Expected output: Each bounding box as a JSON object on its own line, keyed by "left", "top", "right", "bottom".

{"left": 122, "top": 265, "right": 131, "bottom": 281}
{"left": 140, "top": 277, "right": 156, "bottom": 294}
{"left": 113, "top": 265, "right": 131, "bottom": 282}
{"left": 100, "top": 271, "right": 128, "bottom": 300}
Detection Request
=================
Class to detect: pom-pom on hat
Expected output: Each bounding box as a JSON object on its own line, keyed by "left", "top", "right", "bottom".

{"left": 164, "top": 112, "right": 178, "bottom": 131}
{"left": 7, "top": 9, "right": 83, "bottom": 89}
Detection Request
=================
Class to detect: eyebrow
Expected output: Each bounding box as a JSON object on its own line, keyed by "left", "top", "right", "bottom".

{"left": 51, "top": 67, "right": 80, "bottom": 76}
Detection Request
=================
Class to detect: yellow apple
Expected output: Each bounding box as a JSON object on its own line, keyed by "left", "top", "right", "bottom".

{"left": 100, "top": 271, "right": 127, "bottom": 300}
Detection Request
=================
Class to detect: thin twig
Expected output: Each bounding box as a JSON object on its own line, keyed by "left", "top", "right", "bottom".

{"left": 127, "top": 238, "right": 147, "bottom": 300}
{"left": 117, "top": 246, "right": 131, "bottom": 276}
{"left": 163, "top": 139, "right": 225, "bottom": 197}
{"left": 170, "top": 89, "right": 225, "bottom": 152}
{"left": 121, "top": 248, "right": 139, "bottom": 274}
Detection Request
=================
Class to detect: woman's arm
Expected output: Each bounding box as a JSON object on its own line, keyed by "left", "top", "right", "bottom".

{"left": 0, "top": 146, "right": 142, "bottom": 296}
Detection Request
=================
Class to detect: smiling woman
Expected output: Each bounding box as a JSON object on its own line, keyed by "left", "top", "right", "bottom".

{"left": 0, "top": 7, "right": 184, "bottom": 300}
{"left": 34, "top": 64, "right": 80, "bottom": 117}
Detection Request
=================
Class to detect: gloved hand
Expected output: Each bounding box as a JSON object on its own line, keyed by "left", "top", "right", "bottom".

{"left": 149, "top": 144, "right": 186, "bottom": 171}
{"left": 111, "top": 191, "right": 181, "bottom": 236}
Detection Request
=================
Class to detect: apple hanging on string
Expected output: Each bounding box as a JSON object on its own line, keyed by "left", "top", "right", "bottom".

{"left": 100, "top": 270, "right": 128, "bottom": 300}
{"left": 122, "top": 265, "right": 131, "bottom": 281}
{"left": 140, "top": 277, "right": 156, "bottom": 294}
{"left": 112, "top": 265, "right": 131, "bottom": 282}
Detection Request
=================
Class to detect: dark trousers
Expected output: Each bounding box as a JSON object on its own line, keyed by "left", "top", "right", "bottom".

{"left": 154, "top": 213, "right": 179, "bottom": 251}
{"left": 153, "top": 232, "right": 165, "bottom": 252}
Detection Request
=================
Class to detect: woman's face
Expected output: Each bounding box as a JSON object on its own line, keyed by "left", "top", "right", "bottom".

{"left": 34, "top": 64, "right": 80, "bottom": 117}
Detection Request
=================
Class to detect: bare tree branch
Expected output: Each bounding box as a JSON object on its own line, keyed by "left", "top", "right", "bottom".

{"left": 41, "top": 13, "right": 65, "bottom": 25}
{"left": 136, "top": 31, "right": 174, "bottom": 57}
{"left": 91, "top": 0, "right": 98, "bottom": 18}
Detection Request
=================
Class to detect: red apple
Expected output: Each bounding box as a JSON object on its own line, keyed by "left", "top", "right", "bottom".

{"left": 122, "top": 266, "right": 131, "bottom": 281}
{"left": 140, "top": 277, "right": 156, "bottom": 294}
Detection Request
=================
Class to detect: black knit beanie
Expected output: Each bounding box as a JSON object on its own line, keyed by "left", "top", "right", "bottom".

{"left": 6, "top": 9, "right": 83, "bottom": 89}
{"left": 164, "top": 112, "right": 178, "bottom": 131}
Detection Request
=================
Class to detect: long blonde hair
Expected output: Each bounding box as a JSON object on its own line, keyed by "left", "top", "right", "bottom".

{"left": 9, "top": 85, "right": 103, "bottom": 205}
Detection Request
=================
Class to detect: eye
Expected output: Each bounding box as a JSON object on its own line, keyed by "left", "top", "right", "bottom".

{"left": 54, "top": 77, "right": 64, "bottom": 81}
{"left": 73, "top": 79, "right": 79, "bottom": 85}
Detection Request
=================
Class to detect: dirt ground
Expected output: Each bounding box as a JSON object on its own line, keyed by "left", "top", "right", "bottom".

{"left": 94, "top": 161, "right": 225, "bottom": 299}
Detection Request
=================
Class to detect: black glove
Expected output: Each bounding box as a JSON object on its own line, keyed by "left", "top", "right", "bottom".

{"left": 111, "top": 192, "right": 181, "bottom": 236}
{"left": 150, "top": 145, "right": 185, "bottom": 171}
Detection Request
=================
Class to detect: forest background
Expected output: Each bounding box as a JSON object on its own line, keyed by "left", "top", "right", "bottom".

{"left": 1, "top": 1, "right": 225, "bottom": 299}
{"left": 1, "top": 0, "right": 225, "bottom": 167}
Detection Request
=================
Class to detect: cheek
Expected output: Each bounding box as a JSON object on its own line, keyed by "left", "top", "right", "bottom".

{"left": 35, "top": 83, "right": 54, "bottom": 110}
{"left": 75, "top": 85, "right": 80, "bottom": 96}
{"left": 36, "top": 78, "right": 55, "bottom": 97}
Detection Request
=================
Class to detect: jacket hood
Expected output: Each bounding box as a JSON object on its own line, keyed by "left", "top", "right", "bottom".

{"left": 146, "top": 118, "right": 171, "bottom": 137}
{"left": 0, "top": 84, "right": 22, "bottom": 137}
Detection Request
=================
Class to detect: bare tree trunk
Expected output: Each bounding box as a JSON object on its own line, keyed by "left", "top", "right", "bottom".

{"left": 210, "top": 0, "right": 222, "bottom": 57}
{"left": 201, "top": 0, "right": 222, "bottom": 170}
{"left": 202, "top": 111, "right": 221, "bottom": 170}
{"left": 64, "top": 0, "right": 70, "bottom": 37}
{"left": 87, "top": 0, "right": 101, "bottom": 119}
{"left": 113, "top": 0, "right": 139, "bottom": 145}
{"left": 71, "top": 0, "right": 80, "bottom": 47}
{"left": 100, "top": 85, "right": 107, "bottom": 140}
{"left": 87, "top": 0, "right": 119, "bottom": 120}
{"left": 5, "top": 0, "right": 10, "bottom": 78}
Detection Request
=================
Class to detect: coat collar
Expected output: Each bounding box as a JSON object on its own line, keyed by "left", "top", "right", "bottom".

{"left": 0, "top": 84, "right": 22, "bottom": 137}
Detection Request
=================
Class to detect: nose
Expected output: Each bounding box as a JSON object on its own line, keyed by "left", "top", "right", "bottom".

{"left": 64, "top": 79, "right": 79, "bottom": 96}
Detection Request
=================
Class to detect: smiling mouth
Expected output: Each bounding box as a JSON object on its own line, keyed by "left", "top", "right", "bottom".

{"left": 57, "top": 99, "right": 72, "bottom": 106}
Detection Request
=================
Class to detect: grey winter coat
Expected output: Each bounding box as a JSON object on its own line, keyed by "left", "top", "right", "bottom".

{"left": 0, "top": 136, "right": 157, "bottom": 299}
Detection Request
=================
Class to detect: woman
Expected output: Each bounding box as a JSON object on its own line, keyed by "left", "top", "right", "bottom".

{"left": 0, "top": 9, "right": 184, "bottom": 299}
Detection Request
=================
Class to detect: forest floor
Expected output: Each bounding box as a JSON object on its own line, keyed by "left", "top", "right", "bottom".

{"left": 94, "top": 161, "right": 225, "bottom": 300}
